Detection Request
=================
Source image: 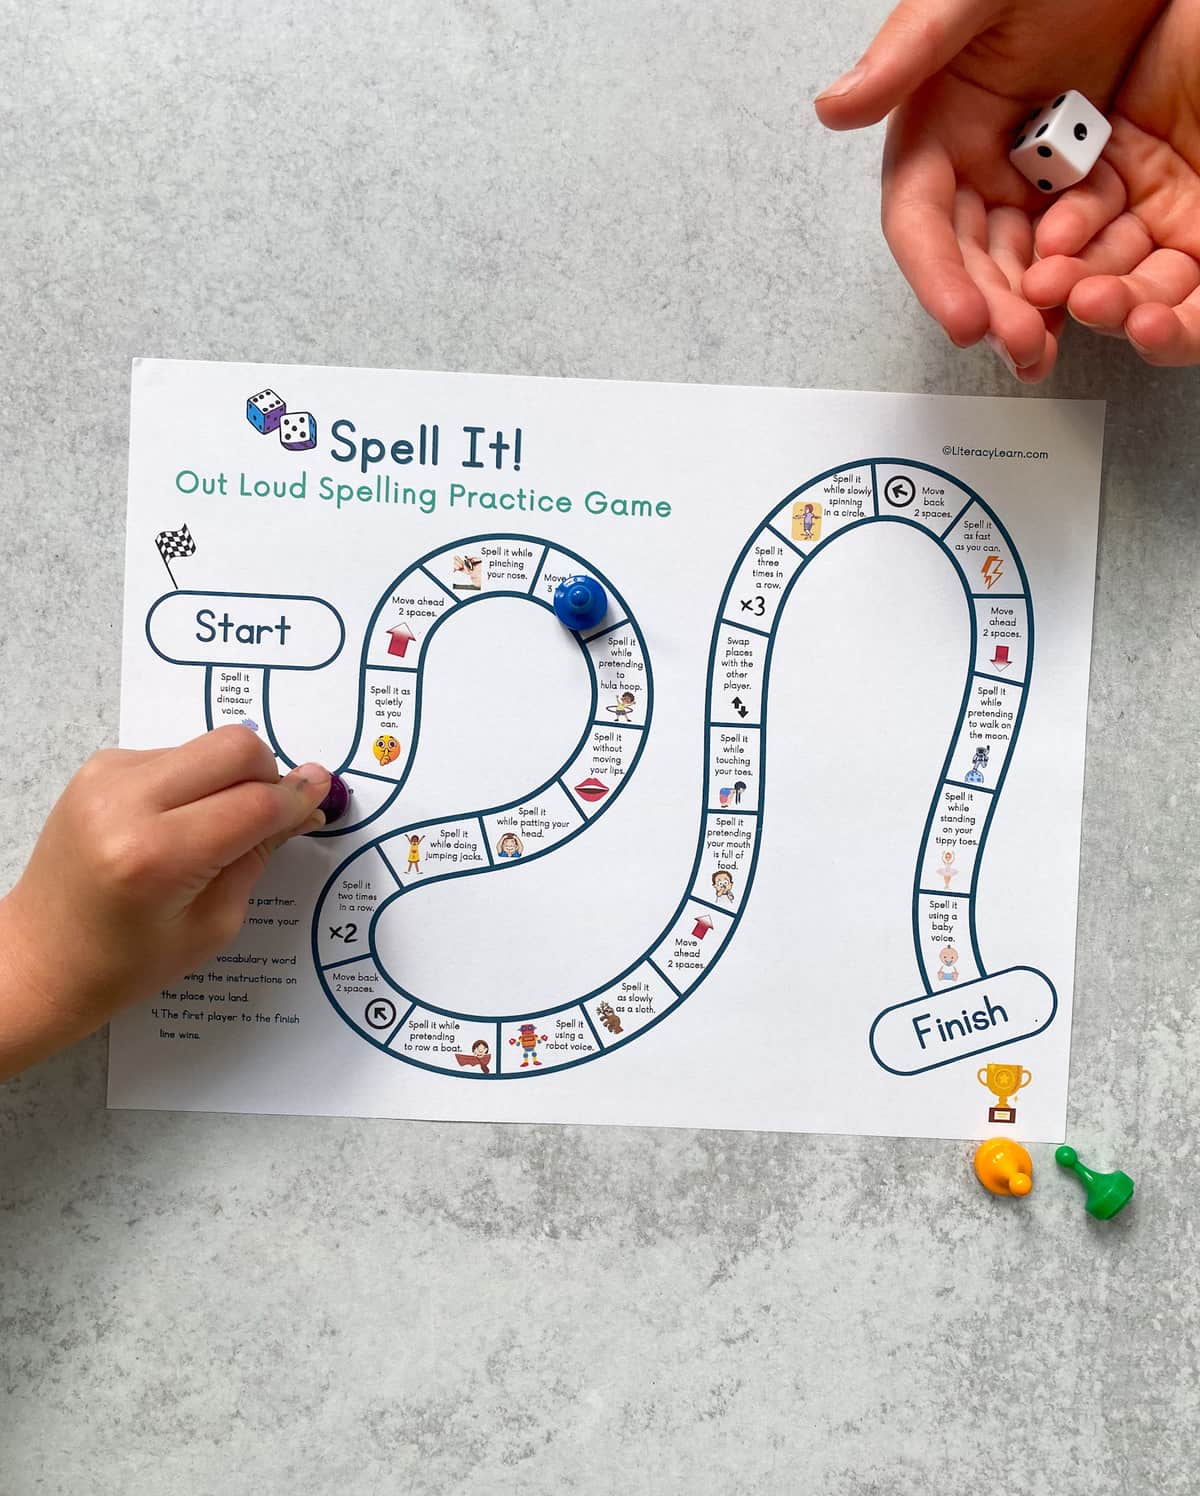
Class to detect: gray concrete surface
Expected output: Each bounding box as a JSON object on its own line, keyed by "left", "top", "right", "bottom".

{"left": 2, "top": 1, "right": 1197, "bottom": 1491}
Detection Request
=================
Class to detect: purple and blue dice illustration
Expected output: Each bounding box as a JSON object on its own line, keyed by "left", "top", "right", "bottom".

{"left": 246, "top": 388, "right": 286, "bottom": 434}
{"left": 280, "top": 411, "right": 318, "bottom": 451}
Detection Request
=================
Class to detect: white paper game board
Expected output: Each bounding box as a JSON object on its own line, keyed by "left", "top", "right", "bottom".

{"left": 110, "top": 359, "right": 1104, "bottom": 1141}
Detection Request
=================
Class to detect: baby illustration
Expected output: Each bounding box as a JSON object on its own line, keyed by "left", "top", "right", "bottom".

{"left": 937, "top": 946, "right": 959, "bottom": 983}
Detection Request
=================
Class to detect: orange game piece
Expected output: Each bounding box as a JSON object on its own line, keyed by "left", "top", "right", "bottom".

{"left": 973, "top": 1137, "right": 1034, "bottom": 1197}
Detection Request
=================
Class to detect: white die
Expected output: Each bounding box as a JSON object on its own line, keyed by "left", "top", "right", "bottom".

{"left": 1009, "top": 90, "right": 1111, "bottom": 194}
{"left": 279, "top": 411, "right": 317, "bottom": 451}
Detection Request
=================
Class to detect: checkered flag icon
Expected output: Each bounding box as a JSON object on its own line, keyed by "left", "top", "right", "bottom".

{"left": 154, "top": 523, "right": 196, "bottom": 586}
{"left": 156, "top": 524, "right": 196, "bottom": 561}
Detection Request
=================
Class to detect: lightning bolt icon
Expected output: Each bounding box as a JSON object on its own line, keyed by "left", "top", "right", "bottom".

{"left": 981, "top": 554, "right": 1005, "bottom": 590}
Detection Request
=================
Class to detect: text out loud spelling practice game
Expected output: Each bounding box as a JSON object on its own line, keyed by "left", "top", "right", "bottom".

{"left": 111, "top": 360, "right": 1104, "bottom": 1140}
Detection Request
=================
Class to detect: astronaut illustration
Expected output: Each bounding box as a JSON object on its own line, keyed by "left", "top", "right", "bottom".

{"left": 964, "top": 744, "right": 990, "bottom": 785}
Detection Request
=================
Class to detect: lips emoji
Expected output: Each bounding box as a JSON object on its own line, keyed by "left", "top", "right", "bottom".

{"left": 575, "top": 776, "right": 609, "bottom": 803}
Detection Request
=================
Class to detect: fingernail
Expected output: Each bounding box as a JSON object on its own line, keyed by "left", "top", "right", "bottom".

{"left": 816, "top": 62, "right": 866, "bottom": 101}
{"left": 985, "top": 334, "right": 1018, "bottom": 375}
{"left": 293, "top": 762, "right": 332, "bottom": 793}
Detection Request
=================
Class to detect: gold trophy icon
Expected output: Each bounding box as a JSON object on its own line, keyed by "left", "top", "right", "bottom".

{"left": 978, "top": 1062, "right": 1032, "bottom": 1125}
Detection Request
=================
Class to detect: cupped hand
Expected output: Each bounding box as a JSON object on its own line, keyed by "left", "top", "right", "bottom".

{"left": 816, "top": 0, "right": 1169, "bottom": 378}
{"left": 1024, "top": 0, "right": 1200, "bottom": 366}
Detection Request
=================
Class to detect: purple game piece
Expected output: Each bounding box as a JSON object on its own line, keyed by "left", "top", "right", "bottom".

{"left": 315, "top": 772, "right": 351, "bottom": 827}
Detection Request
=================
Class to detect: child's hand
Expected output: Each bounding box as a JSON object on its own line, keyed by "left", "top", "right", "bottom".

{"left": 0, "top": 726, "right": 330, "bottom": 1080}
{"left": 815, "top": 0, "right": 1169, "bottom": 378}
{"left": 1024, "top": 0, "right": 1200, "bottom": 366}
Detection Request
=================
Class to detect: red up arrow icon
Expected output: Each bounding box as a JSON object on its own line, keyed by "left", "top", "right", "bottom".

{"left": 387, "top": 622, "right": 416, "bottom": 658}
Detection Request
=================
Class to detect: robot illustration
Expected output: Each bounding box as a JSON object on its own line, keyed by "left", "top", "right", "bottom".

{"left": 509, "top": 1023, "right": 549, "bottom": 1068}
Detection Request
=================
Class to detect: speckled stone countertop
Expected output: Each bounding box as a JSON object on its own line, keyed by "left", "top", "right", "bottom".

{"left": 2, "top": 2, "right": 1197, "bottom": 1491}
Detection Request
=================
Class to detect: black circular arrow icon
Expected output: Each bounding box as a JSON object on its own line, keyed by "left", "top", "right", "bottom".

{"left": 365, "top": 998, "right": 398, "bottom": 1030}
{"left": 884, "top": 475, "right": 916, "bottom": 508}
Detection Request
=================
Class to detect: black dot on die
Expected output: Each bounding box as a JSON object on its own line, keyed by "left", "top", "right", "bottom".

{"left": 1074, "top": 123, "right": 1088, "bottom": 140}
{"left": 1038, "top": 179, "right": 1053, "bottom": 192}
{"left": 1037, "top": 145, "right": 1052, "bottom": 158}
{"left": 1053, "top": 94, "right": 1066, "bottom": 108}
{"left": 1035, "top": 122, "right": 1049, "bottom": 138}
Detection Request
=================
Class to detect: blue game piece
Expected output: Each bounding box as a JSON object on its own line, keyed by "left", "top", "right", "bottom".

{"left": 553, "top": 575, "right": 608, "bottom": 631}
{"left": 315, "top": 772, "right": 352, "bottom": 827}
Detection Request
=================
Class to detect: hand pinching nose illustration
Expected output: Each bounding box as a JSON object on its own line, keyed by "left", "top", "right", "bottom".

{"left": 452, "top": 554, "right": 483, "bottom": 591}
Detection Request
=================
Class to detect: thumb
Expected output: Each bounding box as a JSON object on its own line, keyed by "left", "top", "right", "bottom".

{"left": 815, "top": 0, "right": 1000, "bottom": 130}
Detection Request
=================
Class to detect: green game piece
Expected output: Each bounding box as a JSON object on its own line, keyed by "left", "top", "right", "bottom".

{"left": 1055, "top": 1145, "right": 1135, "bottom": 1220}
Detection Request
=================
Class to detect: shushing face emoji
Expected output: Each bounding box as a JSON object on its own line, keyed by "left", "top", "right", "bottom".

{"left": 373, "top": 734, "right": 401, "bottom": 765}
